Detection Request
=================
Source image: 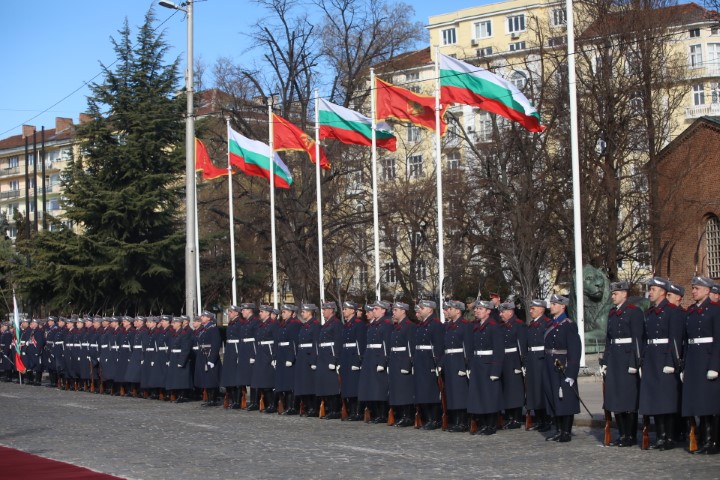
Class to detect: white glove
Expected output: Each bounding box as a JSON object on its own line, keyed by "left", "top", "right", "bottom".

{"left": 628, "top": 367, "right": 638, "bottom": 374}
{"left": 514, "top": 369, "right": 522, "bottom": 374}
{"left": 376, "top": 365, "right": 385, "bottom": 372}
{"left": 565, "top": 377, "right": 574, "bottom": 387}
{"left": 249, "top": 358, "right": 255, "bottom": 364}
{"left": 662, "top": 366, "right": 675, "bottom": 374}
{"left": 285, "top": 361, "right": 293, "bottom": 367}
{"left": 599, "top": 365, "right": 607, "bottom": 375}
{"left": 680, "top": 371, "right": 684, "bottom": 382}
{"left": 310, "top": 364, "right": 317, "bottom": 370}
{"left": 177, "top": 364, "right": 182, "bottom": 368}
{"left": 166, "top": 361, "right": 170, "bottom": 366}
{"left": 521, "top": 367, "right": 527, "bottom": 376}
{"left": 351, "top": 366, "right": 361, "bottom": 371}
{"left": 328, "top": 363, "right": 336, "bottom": 370}
{"left": 490, "top": 376, "right": 499, "bottom": 381}
{"left": 708, "top": 370, "right": 719, "bottom": 380}
{"left": 458, "top": 370, "right": 467, "bottom": 377}
{"left": 207, "top": 362, "right": 214, "bottom": 369}
{"left": 466, "top": 370, "right": 471, "bottom": 378}
{"left": 400, "top": 369, "right": 410, "bottom": 374}
{"left": 437, "top": 366, "right": 442, "bottom": 374}
{"left": 141, "top": 360, "right": 144, "bottom": 365}
{"left": 150, "top": 361, "right": 155, "bottom": 366}
{"left": 271, "top": 360, "right": 276, "bottom": 368}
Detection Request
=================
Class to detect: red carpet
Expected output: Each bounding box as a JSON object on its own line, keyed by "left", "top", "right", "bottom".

{"left": 0, "top": 446, "right": 124, "bottom": 479}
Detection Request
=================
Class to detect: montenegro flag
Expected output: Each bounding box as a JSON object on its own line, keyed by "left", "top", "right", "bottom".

{"left": 375, "top": 78, "right": 448, "bottom": 135}
{"left": 273, "top": 114, "right": 331, "bottom": 170}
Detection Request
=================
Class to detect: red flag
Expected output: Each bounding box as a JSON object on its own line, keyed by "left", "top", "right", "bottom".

{"left": 195, "top": 138, "right": 228, "bottom": 180}
{"left": 14, "top": 351, "right": 26, "bottom": 374}
{"left": 272, "top": 114, "right": 331, "bottom": 170}
{"left": 375, "top": 78, "right": 448, "bottom": 135}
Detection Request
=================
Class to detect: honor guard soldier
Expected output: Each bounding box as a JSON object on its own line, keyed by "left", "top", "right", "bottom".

{"left": 53, "top": 317, "right": 68, "bottom": 388}
{"left": 526, "top": 300, "right": 552, "bottom": 431}
{"left": 21, "top": 318, "right": 44, "bottom": 386}
{"left": 125, "top": 316, "right": 146, "bottom": 397}
{"left": 140, "top": 317, "right": 157, "bottom": 397}
{"left": 601, "top": 281, "right": 644, "bottom": 447}
{"left": 252, "top": 305, "right": 279, "bottom": 413}
{"left": 86, "top": 316, "right": 101, "bottom": 393}
{"left": 682, "top": 276, "right": 720, "bottom": 454}
{"left": 666, "top": 281, "right": 688, "bottom": 443}
{"left": 387, "top": 302, "right": 416, "bottom": 427}
{"left": 467, "top": 300, "right": 504, "bottom": 435}
{"left": 238, "top": 303, "right": 260, "bottom": 411}
{"left": 339, "top": 301, "right": 367, "bottom": 421}
{"left": 638, "top": 277, "right": 683, "bottom": 450}
{"left": 413, "top": 300, "right": 444, "bottom": 430}
{"left": 295, "top": 303, "right": 321, "bottom": 417}
{"left": 442, "top": 300, "right": 472, "bottom": 432}
{"left": 0, "top": 322, "right": 13, "bottom": 382}
{"left": 358, "top": 301, "right": 393, "bottom": 423}
{"left": 102, "top": 317, "right": 119, "bottom": 394}
{"left": 79, "top": 317, "right": 94, "bottom": 391}
{"left": 220, "top": 305, "right": 243, "bottom": 409}
{"left": 543, "top": 294, "right": 581, "bottom": 442}
{"left": 63, "top": 316, "right": 79, "bottom": 390}
{"left": 116, "top": 316, "right": 134, "bottom": 396}
{"left": 195, "top": 311, "right": 222, "bottom": 407}
{"left": 316, "top": 302, "right": 343, "bottom": 419}
{"left": 158, "top": 315, "right": 174, "bottom": 400}
{"left": 498, "top": 301, "right": 527, "bottom": 429}
{"left": 276, "top": 304, "right": 302, "bottom": 415}
{"left": 43, "top": 317, "right": 58, "bottom": 387}
{"left": 166, "top": 316, "right": 194, "bottom": 403}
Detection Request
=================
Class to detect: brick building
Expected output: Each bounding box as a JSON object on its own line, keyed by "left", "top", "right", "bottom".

{"left": 656, "top": 115, "right": 720, "bottom": 301}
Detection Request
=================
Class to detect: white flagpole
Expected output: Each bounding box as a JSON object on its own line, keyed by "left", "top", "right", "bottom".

{"left": 227, "top": 119, "right": 238, "bottom": 306}
{"left": 268, "top": 103, "right": 279, "bottom": 309}
{"left": 370, "top": 68, "right": 381, "bottom": 301}
{"left": 566, "top": 0, "right": 585, "bottom": 366}
{"left": 314, "top": 90, "right": 326, "bottom": 307}
{"left": 434, "top": 47, "right": 446, "bottom": 322}
{"left": 194, "top": 177, "right": 202, "bottom": 315}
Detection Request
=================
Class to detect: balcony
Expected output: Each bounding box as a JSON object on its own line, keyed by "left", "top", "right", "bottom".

{"left": 685, "top": 103, "right": 720, "bottom": 119}
{"left": 0, "top": 167, "right": 21, "bottom": 177}
{"left": 687, "top": 64, "right": 720, "bottom": 80}
{"left": 0, "top": 190, "right": 20, "bottom": 200}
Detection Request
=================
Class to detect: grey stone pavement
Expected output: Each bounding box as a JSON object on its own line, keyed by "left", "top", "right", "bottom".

{"left": 0, "top": 362, "right": 717, "bottom": 480}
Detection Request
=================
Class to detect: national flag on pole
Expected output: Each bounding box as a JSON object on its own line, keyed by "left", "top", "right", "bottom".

{"left": 375, "top": 78, "right": 449, "bottom": 135}
{"left": 273, "top": 114, "right": 331, "bottom": 170}
{"left": 439, "top": 53, "right": 545, "bottom": 133}
{"left": 228, "top": 127, "right": 293, "bottom": 189}
{"left": 12, "top": 291, "right": 25, "bottom": 374}
{"left": 195, "top": 138, "right": 228, "bottom": 180}
{"left": 318, "top": 99, "right": 397, "bottom": 152}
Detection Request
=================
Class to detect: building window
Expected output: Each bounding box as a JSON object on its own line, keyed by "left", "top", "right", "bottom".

{"left": 405, "top": 72, "right": 419, "bottom": 82}
{"left": 712, "top": 27, "right": 720, "bottom": 36}
{"left": 384, "top": 262, "right": 397, "bottom": 284}
{"left": 414, "top": 259, "right": 427, "bottom": 281}
{"left": 447, "top": 151, "right": 460, "bottom": 170}
{"left": 9, "top": 180, "right": 19, "bottom": 191}
{"left": 507, "top": 14, "right": 526, "bottom": 33}
{"left": 690, "top": 44, "right": 703, "bottom": 68}
{"left": 708, "top": 43, "right": 720, "bottom": 67}
{"left": 357, "top": 264, "right": 368, "bottom": 287}
{"left": 477, "top": 111, "right": 493, "bottom": 143}
{"left": 511, "top": 71, "right": 527, "bottom": 90}
{"left": 693, "top": 83, "right": 705, "bottom": 106}
{"left": 509, "top": 41, "right": 526, "bottom": 52}
{"left": 49, "top": 198, "right": 60, "bottom": 211}
{"left": 476, "top": 46, "right": 493, "bottom": 57}
{"left": 381, "top": 157, "right": 396, "bottom": 181}
{"left": 442, "top": 28, "right": 457, "bottom": 45}
{"left": 7, "top": 157, "right": 18, "bottom": 169}
{"left": 707, "top": 216, "right": 720, "bottom": 278}
{"left": 630, "top": 91, "right": 644, "bottom": 115}
{"left": 8, "top": 226, "right": 17, "bottom": 238}
{"left": 548, "top": 36, "right": 566, "bottom": 47}
{"left": 407, "top": 126, "right": 421, "bottom": 144}
{"left": 712, "top": 82, "right": 720, "bottom": 104}
{"left": 409, "top": 155, "right": 423, "bottom": 178}
{"left": 551, "top": 8, "right": 566, "bottom": 27}
{"left": 689, "top": 28, "right": 701, "bottom": 38}
{"left": 473, "top": 20, "right": 492, "bottom": 39}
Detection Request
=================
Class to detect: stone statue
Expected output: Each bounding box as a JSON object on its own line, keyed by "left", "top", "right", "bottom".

{"left": 569, "top": 265, "right": 613, "bottom": 343}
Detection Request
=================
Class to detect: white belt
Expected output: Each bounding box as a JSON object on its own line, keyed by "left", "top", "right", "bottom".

{"left": 56, "top": 341, "right": 64, "bottom": 345}
{"left": 416, "top": 345, "right": 432, "bottom": 350}
{"left": 227, "top": 339, "right": 240, "bottom": 344}
{"left": 367, "top": 344, "right": 382, "bottom": 349}
{"left": 612, "top": 338, "right": 632, "bottom": 344}
{"left": 121, "top": 345, "right": 131, "bottom": 349}
{"left": 158, "top": 347, "right": 168, "bottom": 351}
{"left": 199, "top": 344, "right": 211, "bottom": 349}
{"left": 689, "top": 337, "right": 713, "bottom": 344}
{"left": 475, "top": 350, "right": 493, "bottom": 356}
{"left": 99, "top": 344, "right": 107, "bottom": 348}
{"left": 391, "top": 346, "right": 406, "bottom": 352}
{"left": 344, "top": 342, "right": 357, "bottom": 348}
{"left": 111, "top": 346, "right": 120, "bottom": 350}
{"left": 320, "top": 342, "right": 334, "bottom": 347}
{"left": 192, "top": 346, "right": 199, "bottom": 350}
{"left": 546, "top": 349, "right": 567, "bottom": 355}
{"left": 279, "top": 342, "right": 290, "bottom": 347}
{"left": 504, "top": 347, "right": 517, "bottom": 353}
{"left": 530, "top": 346, "right": 544, "bottom": 352}
{"left": 445, "top": 348, "right": 463, "bottom": 354}
{"left": 260, "top": 340, "right": 274, "bottom": 345}
{"left": 647, "top": 338, "right": 669, "bottom": 345}
{"left": 171, "top": 349, "right": 182, "bottom": 353}
{"left": 243, "top": 338, "right": 255, "bottom": 343}
{"left": 81, "top": 343, "right": 89, "bottom": 347}
{"left": 90, "top": 344, "right": 98, "bottom": 348}
{"left": 299, "top": 343, "right": 313, "bottom": 348}
{"left": 146, "top": 348, "right": 155, "bottom": 352}
{"left": 66, "top": 343, "right": 75, "bottom": 347}
{"left": 133, "top": 345, "right": 142, "bottom": 349}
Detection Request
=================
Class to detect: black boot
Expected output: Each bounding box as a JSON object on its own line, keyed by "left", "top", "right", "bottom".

{"left": 546, "top": 417, "right": 562, "bottom": 441}
{"left": 627, "top": 412, "right": 638, "bottom": 446}
{"left": 347, "top": 398, "right": 360, "bottom": 421}
{"left": 504, "top": 407, "right": 522, "bottom": 429}
{"left": 558, "top": 415, "right": 573, "bottom": 442}
{"left": 246, "top": 388, "right": 259, "bottom": 411}
{"left": 484, "top": 413, "right": 498, "bottom": 435}
{"left": 423, "top": 404, "right": 441, "bottom": 430}
{"left": 264, "top": 390, "right": 278, "bottom": 414}
{"left": 650, "top": 415, "right": 666, "bottom": 450}
{"left": 371, "top": 401, "right": 388, "bottom": 423}
{"left": 694, "top": 415, "right": 719, "bottom": 454}
{"left": 609, "top": 412, "right": 625, "bottom": 446}
{"left": 285, "top": 392, "right": 298, "bottom": 415}
{"left": 175, "top": 390, "right": 190, "bottom": 403}
{"left": 663, "top": 414, "right": 675, "bottom": 450}
{"left": 394, "top": 405, "right": 414, "bottom": 427}
{"left": 447, "top": 410, "right": 468, "bottom": 432}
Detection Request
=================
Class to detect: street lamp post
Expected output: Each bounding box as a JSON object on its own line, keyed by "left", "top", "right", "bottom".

{"left": 159, "top": 0, "right": 196, "bottom": 316}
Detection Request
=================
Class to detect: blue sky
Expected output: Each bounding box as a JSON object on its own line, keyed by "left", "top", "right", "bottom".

{"left": 0, "top": 0, "right": 486, "bottom": 137}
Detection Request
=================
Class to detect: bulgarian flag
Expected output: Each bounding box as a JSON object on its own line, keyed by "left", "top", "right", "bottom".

{"left": 318, "top": 99, "right": 397, "bottom": 152}
{"left": 273, "top": 114, "right": 331, "bottom": 170}
{"left": 375, "top": 77, "right": 448, "bottom": 135}
{"left": 228, "top": 127, "right": 293, "bottom": 189}
{"left": 195, "top": 138, "right": 228, "bottom": 180}
{"left": 439, "top": 53, "right": 545, "bottom": 133}
{"left": 12, "top": 291, "right": 25, "bottom": 374}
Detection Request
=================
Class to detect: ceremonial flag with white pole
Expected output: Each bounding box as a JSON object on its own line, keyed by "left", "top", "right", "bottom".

{"left": 12, "top": 291, "right": 26, "bottom": 375}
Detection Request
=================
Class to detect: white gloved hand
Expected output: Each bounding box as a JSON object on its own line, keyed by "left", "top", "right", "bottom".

{"left": 351, "top": 366, "right": 361, "bottom": 371}
{"left": 177, "top": 364, "right": 182, "bottom": 368}
{"left": 437, "top": 366, "right": 442, "bottom": 374}
{"left": 376, "top": 365, "right": 385, "bottom": 372}
{"left": 521, "top": 367, "right": 527, "bottom": 376}
{"left": 458, "top": 370, "right": 467, "bottom": 377}
{"left": 141, "top": 360, "right": 144, "bottom": 365}
{"left": 150, "top": 361, "right": 154, "bottom": 366}
{"left": 514, "top": 369, "right": 522, "bottom": 374}
{"left": 310, "top": 364, "right": 317, "bottom": 370}
{"left": 707, "top": 370, "right": 719, "bottom": 380}
{"left": 628, "top": 367, "right": 638, "bottom": 374}
{"left": 285, "top": 361, "right": 293, "bottom": 367}
{"left": 400, "top": 369, "right": 410, "bottom": 374}
{"left": 490, "top": 376, "right": 499, "bottom": 381}
{"left": 328, "top": 363, "right": 336, "bottom": 370}
{"left": 207, "top": 362, "right": 214, "bottom": 369}
{"left": 662, "top": 366, "right": 675, "bottom": 374}
{"left": 565, "top": 377, "right": 575, "bottom": 387}
{"left": 271, "top": 360, "right": 276, "bottom": 368}
{"left": 599, "top": 365, "right": 607, "bottom": 375}
{"left": 680, "top": 371, "right": 684, "bottom": 382}
{"left": 166, "top": 361, "right": 170, "bottom": 366}
{"left": 249, "top": 358, "right": 255, "bottom": 364}
{"left": 466, "top": 370, "right": 471, "bottom": 378}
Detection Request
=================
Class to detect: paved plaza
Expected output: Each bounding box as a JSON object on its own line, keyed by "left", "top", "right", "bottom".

{"left": 0, "top": 379, "right": 717, "bottom": 480}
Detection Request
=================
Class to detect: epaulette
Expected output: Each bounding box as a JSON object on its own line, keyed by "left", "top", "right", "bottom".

{"left": 711, "top": 301, "right": 720, "bottom": 307}
{"left": 666, "top": 303, "right": 677, "bottom": 309}
{"left": 627, "top": 304, "right": 638, "bottom": 310}
{"left": 461, "top": 319, "right": 469, "bottom": 324}
{"left": 382, "top": 319, "right": 392, "bottom": 324}
{"left": 514, "top": 319, "right": 524, "bottom": 324}
{"left": 488, "top": 320, "right": 497, "bottom": 326}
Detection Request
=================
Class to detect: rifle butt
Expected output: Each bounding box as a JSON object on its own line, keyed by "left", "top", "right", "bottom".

{"left": 259, "top": 391, "right": 266, "bottom": 411}
{"left": 604, "top": 411, "right": 612, "bottom": 446}
{"left": 525, "top": 412, "right": 532, "bottom": 431}
{"left": 341, "top": 399, "right": 349, "bottom": 420}
{"left": 641, "top": 416, "right": 650, "bottom": 450}
{"left": 202, "top": 388, "right": 208, "bottom": 402}
{"left": 415, "top": 405, "right": 422, "bottom": 429}
{"left": 223, "top": 392, "right": 230, "bottom": 409}
{"left": 470, "top": 416, "right": 478, "bottom": 434}
{"left": 364, "top": 406, "right": 371, "bottom": 423}
{"left": 387, "top": 407, "right": 395, "bottom": 426}
{"left": 278, "top": 396, "right": 285, "bottom": 414}
{"left": 241, "top": 388, "right": 247, "bottom": 409}
{"left": 689, "top": 417, "right": 698, "bottom": 452}
{"left": 497, "top": 413, "right": 505, "bottom": 429}
{"left": 319, "top": 399, "right": 326, "bottom": 418}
